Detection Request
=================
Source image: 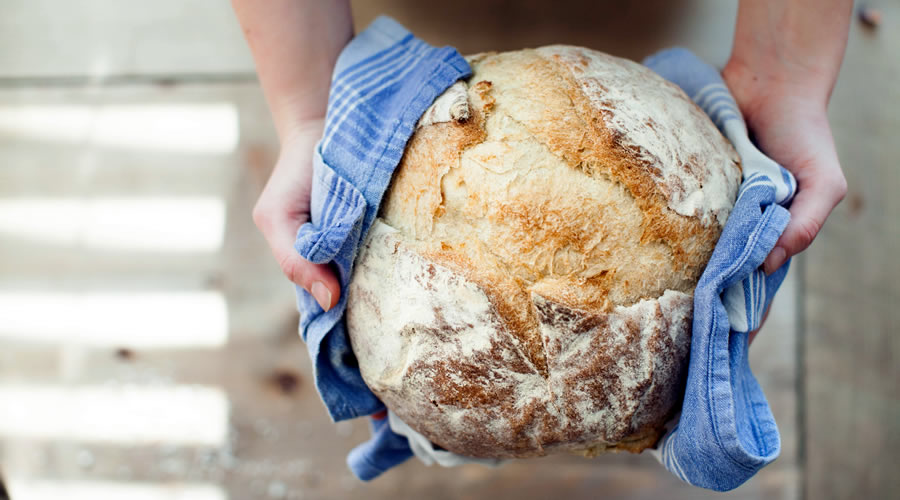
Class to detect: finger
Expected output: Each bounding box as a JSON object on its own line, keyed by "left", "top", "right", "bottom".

{"left": 254, "top": 203, "right": 341, "bottom": 311}
{"left": 277, "top": 249, "right": 341, "bottom": 312}
{"left": 763, "top": 173, "right": 846, "bottom": 274}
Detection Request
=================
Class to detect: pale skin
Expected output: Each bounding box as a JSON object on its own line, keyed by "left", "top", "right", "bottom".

{"left": 232, "top": 0, "right": 352, "bottom": 312}
{"left": 233, "top": 1, "right": 851, "bottom": 336}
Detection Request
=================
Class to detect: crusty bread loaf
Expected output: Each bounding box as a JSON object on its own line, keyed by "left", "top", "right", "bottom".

{"left": 346, "top": 46, "right": 741, "bottom": 459}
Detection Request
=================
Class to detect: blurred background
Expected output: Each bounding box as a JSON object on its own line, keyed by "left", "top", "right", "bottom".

{"left": 0, "top": 1, "right": 896, "bottom": 499}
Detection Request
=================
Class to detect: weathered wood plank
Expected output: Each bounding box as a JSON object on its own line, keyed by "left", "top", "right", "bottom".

{"left": 351, "top": 0, "right": 738, "bottom": 65}
{"left": 804, "top": 2, "right": 900, "bottom": 498}
{"left": 0, "top": 2, "right": 810, "bottom": 499}
{"left": 0, "top": 80, "right": 799, "bottom": 500}
{"left": 0, "top": 0, "right": 254, "bottom": 79}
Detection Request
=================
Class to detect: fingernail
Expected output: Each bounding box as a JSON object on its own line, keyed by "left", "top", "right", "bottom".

{"left": 311, "top": 281, "right": 332, "bottom": 311}
{"left": 763, "top": 246, "right": 786, "bottom": 275}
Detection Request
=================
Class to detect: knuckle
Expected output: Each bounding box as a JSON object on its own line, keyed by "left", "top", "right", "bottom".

{"left": 793, "top": 217, "right": 821, "bottom": 251}
{"left": 251, "top": 202, "right": 269, "bottom": 231}
{"left": 278, "top": 253, "right": 305, "bottom": 286}
{"left": 832, "top": 173, "right": 848, "bottom": 202}
{"left": 278, "top": 253, "right": 316, "bottom": 289}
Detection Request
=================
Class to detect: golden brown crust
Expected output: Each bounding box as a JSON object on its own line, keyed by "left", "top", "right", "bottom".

{"left": 347, "top": 223, "right": 692, "bottom": 458}
{"left": 350, "top": 46, "right": 741, "bottom": 459}
{"left": 384, "top": 48, "right": 740, "bottom": 312}
{"left": 536, "top": 49, "right": 726, "bottom": 276}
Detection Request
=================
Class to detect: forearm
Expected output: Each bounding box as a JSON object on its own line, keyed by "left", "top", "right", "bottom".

{"left": 723, "top": 0, "right": 850, "bottom": 275}
{"left": 232, "top": 0, "right": 353, "bottom": 142}
{"left": 727, "top": 0, "right": 852, "bottom": 106}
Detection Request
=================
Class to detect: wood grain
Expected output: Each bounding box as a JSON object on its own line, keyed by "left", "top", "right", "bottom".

{"left": 14, "top": 1, "right": 893, "bottom": 499}
{"left": 802, "top": 2, "right": 900, "bottom": 498}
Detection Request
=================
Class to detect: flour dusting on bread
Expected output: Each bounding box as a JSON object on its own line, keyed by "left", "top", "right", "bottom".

{"left": 347, "top": 46, "right": 741, "bottom": 459}
{"left": 537, "top": 46, "right": 739, "bottom": 226}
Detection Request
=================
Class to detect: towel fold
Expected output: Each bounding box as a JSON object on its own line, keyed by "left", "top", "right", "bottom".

{"left": 295, "top": 17, "right": 795, "bottom": 491}
{"left": 642, "top": 48, "right": 794, "bottom": 491}
{"left": 293, "top": 16, "right": 471, "bottom": 425}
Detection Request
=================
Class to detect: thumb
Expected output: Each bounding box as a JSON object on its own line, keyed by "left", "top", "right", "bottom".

{"left": 763, "top": 174, "right": 847, "bottom": 274}
{"left": 254, "top": 206, "right": 341, "bottom": 311}
{"left": 276, "top": 248, "right": 341, "bottom": 312}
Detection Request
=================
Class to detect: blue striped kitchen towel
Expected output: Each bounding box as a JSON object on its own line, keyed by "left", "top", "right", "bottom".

{"left": 291, "top": 16, "right": 470, "bottom": 479}
{"left": 643, "top": 48, "right": 796, "bottom": 491}
{"left": 294, "top": 15, "right": 796, "bottom": 489}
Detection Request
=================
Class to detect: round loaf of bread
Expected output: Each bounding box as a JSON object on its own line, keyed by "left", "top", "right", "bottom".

{"left": 346, "top": 46, "right": 741, "bottom": 459}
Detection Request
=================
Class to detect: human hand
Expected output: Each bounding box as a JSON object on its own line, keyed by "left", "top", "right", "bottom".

{"left": 724, "top": 60, "right": 846, "bottom": 342}
{"left": 252, "top": 119, "right": 340, "bottom": 311}
{"left": 233, "top": 0, "right": 351, "bottom": 311}
{"left": 723, "top": 0, "right": 851, "bottom": 276}
{"left": 722, "top": 62, "right": 847, "bottom": 276}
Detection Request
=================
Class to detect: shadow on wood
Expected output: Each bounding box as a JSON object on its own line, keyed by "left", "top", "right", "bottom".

{"left": 352, "top": 0, "right": 691, "bottom": 59}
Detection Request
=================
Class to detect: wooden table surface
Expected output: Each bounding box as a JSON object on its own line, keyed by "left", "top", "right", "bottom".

{"left": 0, "top": 1, "right": 895, "bottom": 499}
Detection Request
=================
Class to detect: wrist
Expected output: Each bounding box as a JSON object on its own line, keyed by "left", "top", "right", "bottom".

{"left": 269, "top": 90, "right": 329, "bottom": 145}
{"left": 723, "top": 56, "right": 831, "bottom": 108}
{"left": 722, "top": 57, "right": 831, "bottom": 127}
{"left": 280, "top": 116, "right": 326, "bottom": 150}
